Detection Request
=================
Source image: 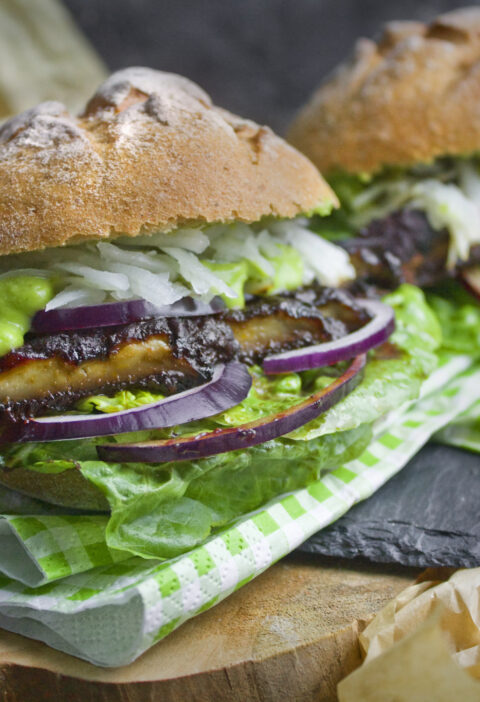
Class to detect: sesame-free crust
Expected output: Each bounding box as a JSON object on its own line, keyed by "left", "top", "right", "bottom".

{"left": 289, "top": 8, "right": 480, "bottom": 175}
{"left": 0, "top": 67, "right": 335, "bottom": 256}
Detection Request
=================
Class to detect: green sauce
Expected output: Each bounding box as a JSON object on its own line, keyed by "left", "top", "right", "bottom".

{"left": 0, "top": 276, "right": 54, "bottom": 356}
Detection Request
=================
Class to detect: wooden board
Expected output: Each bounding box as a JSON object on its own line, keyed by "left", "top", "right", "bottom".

{"left": 0, "top": 554, "right": 419, "bottom": 702}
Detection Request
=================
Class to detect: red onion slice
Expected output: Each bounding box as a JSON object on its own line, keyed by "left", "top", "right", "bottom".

{"left": 96, "top": 354, "right": 366, "bottom": 464}
{"left": 460, "top": 266, "right": 480, "bottom": 301}
{"left": 0, "top": 363, "right": 251, "bottom": 444}
{"left": 262, "top": 299, "right": 394, "bottom": 374}
{"left": 32, "top": 296, "right": 226, "bottom": 333}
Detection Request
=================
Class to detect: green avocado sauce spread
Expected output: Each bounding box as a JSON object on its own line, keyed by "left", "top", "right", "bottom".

{"left": 0, "top": 276, "right": 54, "bottom": 356}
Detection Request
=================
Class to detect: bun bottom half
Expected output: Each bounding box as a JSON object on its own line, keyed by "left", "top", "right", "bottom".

{"left": 0, "top": 466, "right": 109, "bottom": 512}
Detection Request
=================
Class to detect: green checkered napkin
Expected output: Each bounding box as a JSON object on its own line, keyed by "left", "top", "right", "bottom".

{"left": 0, "top": 356, "right": 477, "bottom": 667}
{"left": 435, "top": 398, "right": 480, "bottom": 453}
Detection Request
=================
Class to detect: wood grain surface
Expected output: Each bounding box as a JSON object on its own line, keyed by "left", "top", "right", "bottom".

{"left": 0, "top": 554, "right": 418, "bottom": 702}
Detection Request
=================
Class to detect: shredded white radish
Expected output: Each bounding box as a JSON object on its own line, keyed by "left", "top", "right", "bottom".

{"left": 162, "top": 247, "right": 235, "bottom": 297}
{"left": 128, "top": 228, "right": 209, "bottom": 254}
{"left": 409, "top": 180, "right": 480, "bottom": 266}
{"left": 2, "top": 219, "right": 355, "bottom": 309}
{"left": 53, "top": 263, "right": 130, "bottom": 292}
{"left": 45, "top": 286, "right": 106, "bottom": 310}
{"left": 270, "top": 219, "right": 356, "bottom": 286}
{"left": 209, "top": 223, "right": 275, "bottom": 277}
{"left": 341, "top": 157, "right": 480, "bottom": 267}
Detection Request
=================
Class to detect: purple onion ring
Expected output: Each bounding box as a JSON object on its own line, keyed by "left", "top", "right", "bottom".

{"left": 96, "top": 354, "right": 366, "bottom": 463}
{"left": 0, "top": 362, "right": 251, "bottom": 444}
{"left": 262, "top": 299, "right": 394, "bottom": 374}
{"left": 32, "top": 296, "right": 226, "bottom": 334}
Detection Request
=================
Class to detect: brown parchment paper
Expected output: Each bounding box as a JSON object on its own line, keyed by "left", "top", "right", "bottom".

{"left": 338, "top": 568, "right": 480, "bottom": 701}
{"left": 0, "top": 0, "right": 106, "bottom": 119}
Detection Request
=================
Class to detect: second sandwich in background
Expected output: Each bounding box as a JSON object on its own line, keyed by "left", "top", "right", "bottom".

{"left": 289, "top": 7, "right": 480, "bottom": 380}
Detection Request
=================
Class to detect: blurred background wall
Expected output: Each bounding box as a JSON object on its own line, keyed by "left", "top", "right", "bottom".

{"left": 62, "top": 0, "right": 478, "bottom": 132}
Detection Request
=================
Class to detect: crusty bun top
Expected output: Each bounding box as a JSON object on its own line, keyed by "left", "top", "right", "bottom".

{"left": 0, "top": 67, "right": 335, "bottom": 257}
{"left": 289, "top": 7, "right": 480, "bottom": 175}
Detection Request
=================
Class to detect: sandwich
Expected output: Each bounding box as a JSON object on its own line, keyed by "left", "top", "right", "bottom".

{"left": 288, "top": 8, "right": 480, "bottom": 365}
{"left": 0, "top": 68, "right": 440, "bottom": 560}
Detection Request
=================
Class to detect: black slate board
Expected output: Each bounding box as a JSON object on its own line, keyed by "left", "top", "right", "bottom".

{"left": 299, "top": 443, "right": 480, "bottom": 568}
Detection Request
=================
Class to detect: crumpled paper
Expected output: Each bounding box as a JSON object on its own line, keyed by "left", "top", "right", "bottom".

{"left": 338, "top": 568, "right": 480, "bottom": 701}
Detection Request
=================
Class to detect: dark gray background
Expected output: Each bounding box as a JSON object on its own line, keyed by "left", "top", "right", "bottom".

{"left": 64, "top": 0, "right": 476, "bottom": 134}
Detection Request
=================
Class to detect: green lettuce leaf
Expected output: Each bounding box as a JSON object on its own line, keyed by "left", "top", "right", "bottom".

{"left": 251, "top": 242, "right": 304, "bottom": 294}
{"left": 76, "top": 389, "right": 165, "bottom": 414}
{"left": 1, "top": 425, "right": 371, "bottom": 559}
{"left": 427, "top": 281, "right": 480, "bottom": 356}
{"left": 203, "top": 241, "right": 305, "bottom": 307}
{"left": 201, "top": 260, "right": 249, "bottom": 308}
{"left": 308, "top": 210, "right": 355, "bottom": 242}
{"left": 423, "top": 281, "right": 480, "bottom": 453}
{"left": 80, "top": 425, "right": 371, "bottom": 558}
{"left": 303, "top": 197, "right": 338, "bottom": 218}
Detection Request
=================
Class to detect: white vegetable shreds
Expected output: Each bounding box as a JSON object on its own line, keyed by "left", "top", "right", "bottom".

{"left": 2, "top": 219, "right": 356, "bottom": 309}
{"left": 45, "top": 286, "right": 106, "bottom": 311}
{"left": 97, "top": 242, "right": 175, "bottom": 274}
{"left": 409, "top": 180, "right": 480, "bottom": 267}
{"left": 342, "top": 156, "right": 480, "bottom": 267}
{"left": 270, "top": 219, "right": 356, "bottom": 287}
{"left": 132, "top": 229, "right": 210, "bottom": 255}
{"left": 160, "top": 247, "right": 234, "bottom": 298}
{"left": 53, "top": 263, "right": 130, "bottom": 292}
{"left": 209, "top": 223, "right": 275, "bottom": 277}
